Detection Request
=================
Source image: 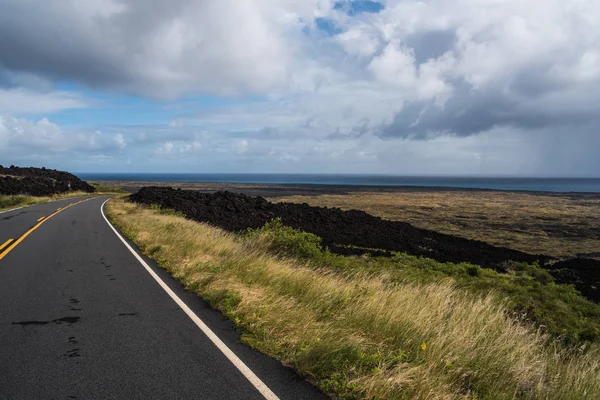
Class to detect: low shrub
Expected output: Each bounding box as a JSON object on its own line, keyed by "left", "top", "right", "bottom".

{"left": 0, "top": 195, "right": 29, "bottom": 210}
{"left": 244, "top": 218, "right": 325, "bottom": 261}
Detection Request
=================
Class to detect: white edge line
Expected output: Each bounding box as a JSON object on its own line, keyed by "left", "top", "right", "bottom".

{"left": 100, "top": 199, "right": 279, "bottom": 400}
{"left": 0, "top": 195, "right": 91, "bottom": 215}
{"left": 0, "top": 205, "right": 26, "bottom": 215}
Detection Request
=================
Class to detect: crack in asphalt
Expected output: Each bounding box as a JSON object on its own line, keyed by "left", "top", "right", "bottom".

{"left": 11, "top": 316, "right": 81, "bottom": 326}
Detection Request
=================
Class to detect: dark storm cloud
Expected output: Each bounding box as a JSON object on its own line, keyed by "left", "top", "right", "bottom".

{"left": 0, "top": 0, "right": 289, "bottom": 99}
{"left": 0, "top": 0, "right": 199, "bottom": 89}
{"left": 507, "top": 66, "right": 570, "bottom": 99}
{"left": 0, "top": 1, "right": 129, "bottom": 88}
{"left": 404, "top": 30, "right": 456, "bottom": 64}
{"left": 327, "top": 118, "right": 370, "bottom": 140}
{"left": 378, "top": 80, "right": 600, "bottom": 139}
{"left": 0, "top": 70, "right": 18, "bottom": 88}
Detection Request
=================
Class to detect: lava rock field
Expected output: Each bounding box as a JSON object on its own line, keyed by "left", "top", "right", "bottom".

{"left": 0, "top": 165, "right": 95, "bottom": 196}
{"left": 131, "top": 186, "right": 600, "bottom": 303}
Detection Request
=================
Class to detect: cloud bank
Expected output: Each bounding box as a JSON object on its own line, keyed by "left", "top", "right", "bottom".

{"left": 0, "top": 0, "right": 598, "bottom": 175}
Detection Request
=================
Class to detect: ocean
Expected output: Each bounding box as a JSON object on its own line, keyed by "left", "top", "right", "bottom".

{"left": 77, "top": 173, "right": 600, "bottom": 193}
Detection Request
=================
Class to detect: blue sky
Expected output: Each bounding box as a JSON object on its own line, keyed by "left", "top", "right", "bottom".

{"left": 40, "top": 89, "right": 256, "bottom": 128}
{"left": 0, "top": 0, "right": 599, "bottom": 176}
{"left": 334, "top": 0, "right": 384, "bottom": 15}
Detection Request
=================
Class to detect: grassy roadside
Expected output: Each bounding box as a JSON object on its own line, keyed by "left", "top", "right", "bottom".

{"left": 0, "top": 191, "right": 94, "bottom": 212}
{"left": 0, "top": 184, "right": 127, "bottom": 212}
{"left": 247, "top": 220, "right": 600, "bottom": 345}
{"left": 106, "top": 197, "right": 600, "bottom": 399}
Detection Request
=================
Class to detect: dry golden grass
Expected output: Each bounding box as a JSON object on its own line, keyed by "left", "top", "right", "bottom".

{"left": 106, "top": 197, "right": 600, "bottom": 399}
{"left": 271, "top": 191, "right": 600, "bottom": 258}
{"left": 0, "top": 191, "right": 96, "bottom": 212}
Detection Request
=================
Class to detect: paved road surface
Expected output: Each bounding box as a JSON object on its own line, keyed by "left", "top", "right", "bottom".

{"left": 0, "top": 196, "right": 325, "bottom": 399}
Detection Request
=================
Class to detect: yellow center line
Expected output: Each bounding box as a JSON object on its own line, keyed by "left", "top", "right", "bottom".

{"left": 0, "top": 239, "right": 14, "bottom": 252}
{"left": 56, "top": 207, "right": 62, "bottom": 211}
{"left": 0, "top": 198, "right": 93, "bottom": 261}
{"left": 37, "top": 216, "right": 46, "bottom": 222}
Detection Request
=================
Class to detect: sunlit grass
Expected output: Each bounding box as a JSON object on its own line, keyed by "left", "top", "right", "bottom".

{"left": 0, "top": 191, "right": 92, "bottom": 211}
{"left": 106, "top": 197, "right": 600, "bottom": 399}
{"left": 0, "top": 184, "right": 125, "bottom": 212}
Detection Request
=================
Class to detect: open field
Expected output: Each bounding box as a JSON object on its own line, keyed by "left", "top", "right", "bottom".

{"left": 130, "top": 187, "right": 600, "bottom": 304}
{"left": 91, "top": 180, "right": 600, "bottom": 259}
{"left": 272, "top": 190, "right": 600, "bottom": 259}
{"left": 107, "top": 196, "right": 600, "bottom": 399}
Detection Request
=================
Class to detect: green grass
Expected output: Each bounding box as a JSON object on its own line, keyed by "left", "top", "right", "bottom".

{"left": 0, "top": 183, "right": 127, "bottom": 212}
{"left": 0, "top": 192, "right": 91, "bottom": 212}
{"left": 0, "top": 195, "right": 33, "bottom": 210}
{"left": 0, "top": 183, "right": 129, "bottom": 211}
{"left": 244, "top": 218, "right": 600, "bottom": 345}
{"left": 106, "top": 199, "right": 600, "bottom": 399}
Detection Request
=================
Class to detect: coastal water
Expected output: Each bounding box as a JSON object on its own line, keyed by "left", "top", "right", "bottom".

{"left": 77, "top": 173, "right": 600, "bottom": 193}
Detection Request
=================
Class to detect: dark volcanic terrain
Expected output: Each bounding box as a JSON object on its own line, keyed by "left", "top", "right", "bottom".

{"left": 131, "top": 186, "right": 600, "bottom": 303}
{"left": 0, "top": 165, "right": 95, "bottom": 196}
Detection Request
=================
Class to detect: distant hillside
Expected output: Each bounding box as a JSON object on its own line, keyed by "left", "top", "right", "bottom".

{"left": 0, "top": 165, "right": 95, "bottom": 196}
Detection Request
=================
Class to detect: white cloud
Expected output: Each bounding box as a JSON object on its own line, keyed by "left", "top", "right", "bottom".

{"left": 0, "top": 114, "right": 125, "bottom": 155}
{"left": 336, "top": 27, "right": 379, "bottom": 58}
{"left": 0, "top": 88, "right": 88, "bottom": 115}
{"left": 0, "top": 0, "right": 312, "bottom": 99}
{"left": 1, "top": 0, "right": 598, "bottom": 101}
{"left": 368, "top": 43, "right": 417, "bottom": 88}
{"left": 179, "top": 141, "right": 202, "bottom": 154}
{"left": 235, "top": 139, "right": 249, "bottom": 155}
{"left": 114, "top": 133, "right": 126, "bottom": 149}
{"left": 153, "top": 138, "right": 203, "bottom": 158}
{"left": 1, "top": 0, "right": 599, "bottom": 174}
{"left": 155, "top": 141, "right": 174, "bottom": 156}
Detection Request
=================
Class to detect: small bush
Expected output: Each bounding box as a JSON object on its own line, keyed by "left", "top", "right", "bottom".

{"left": 244, "top": 218, "right": 326, "bottom": 261}
{"left": 205, "top": 289, "right": 242, "bottom": 318}
{"left": 0, "top": 195, "right": 28, "bottom": 209}
{"left": 466, "top": 264, "right": 481, "bottom": 276}
{"left": 147, "top": 245, "right": 162, "bottom": 256}
{"left": 150, "top": 203, "right": 186, "bottom": 217}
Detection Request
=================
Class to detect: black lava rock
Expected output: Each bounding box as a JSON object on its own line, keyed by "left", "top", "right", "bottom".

{"left": 131, "top": 186, "right": 600, "bottom": 303}
{"left": 0, "top": 166, "right": 95, "bottom": 196}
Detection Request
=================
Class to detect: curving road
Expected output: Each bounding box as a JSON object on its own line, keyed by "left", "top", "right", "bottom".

{"left": 0, "top": 196, "right": 325, "bottom": 400}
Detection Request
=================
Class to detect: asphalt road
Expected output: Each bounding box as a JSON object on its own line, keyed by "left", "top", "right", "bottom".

{"left": 0, "top": 196, "right": 326, "bottom": 399}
